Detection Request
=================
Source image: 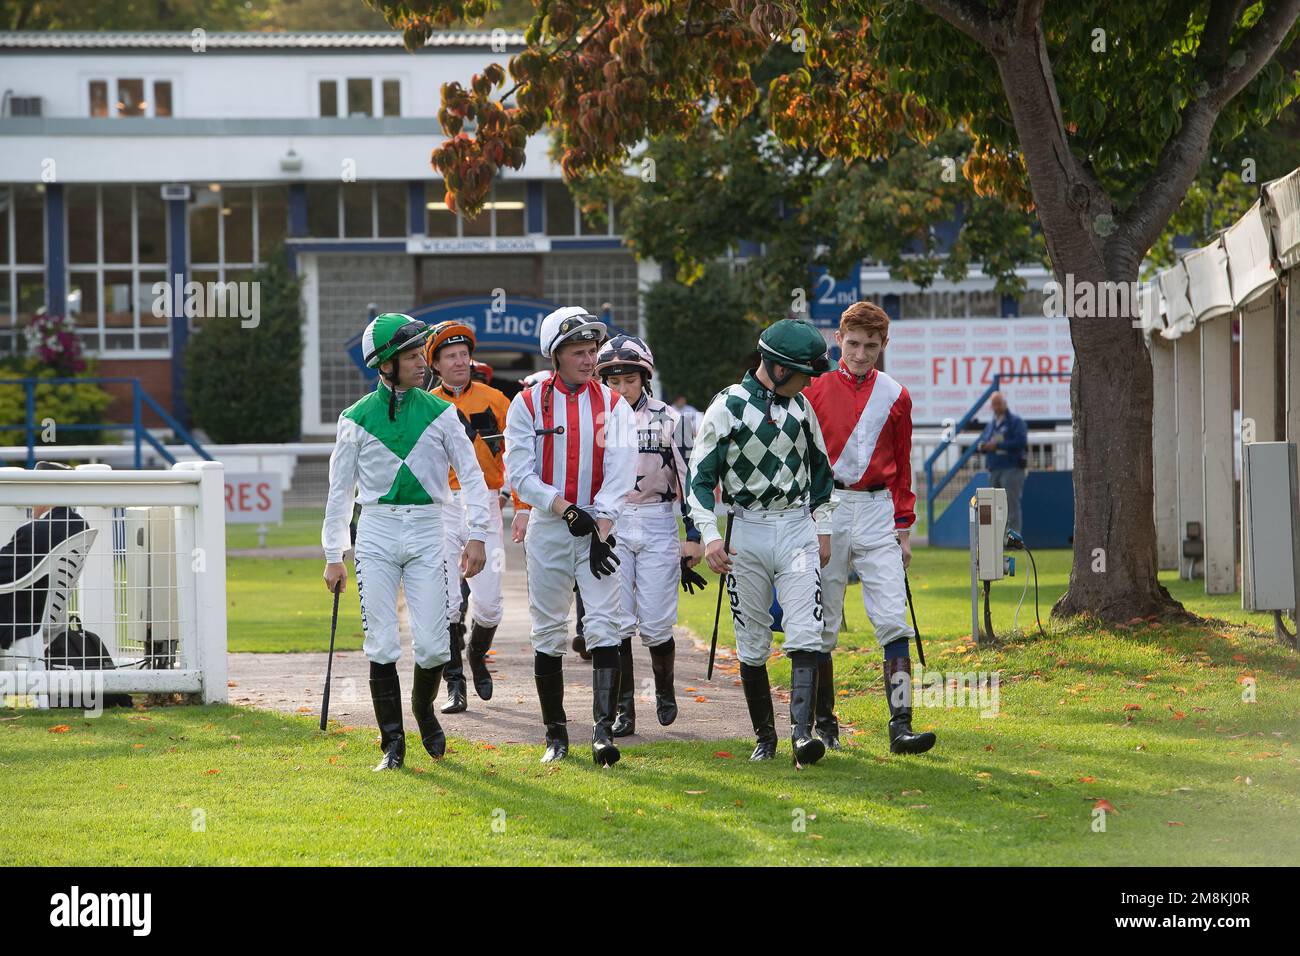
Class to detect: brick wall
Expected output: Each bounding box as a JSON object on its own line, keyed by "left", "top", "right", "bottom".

{"left": 96, "top": 358, "right": 174, "bottom": 427}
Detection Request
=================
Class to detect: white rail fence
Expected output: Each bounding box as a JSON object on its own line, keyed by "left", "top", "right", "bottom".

{"left": 0, "top": 463, "right": 228, "bottom": 709}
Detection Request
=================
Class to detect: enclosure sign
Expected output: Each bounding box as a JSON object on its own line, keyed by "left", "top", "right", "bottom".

{"left": 346, "top": 295, "right": 631, "bottom": 377}
{"left": 224, "top": 473, "right": 282, "bottom": 525}
{"left": 884, "top": 318, "right": 1074, "bottom": 424}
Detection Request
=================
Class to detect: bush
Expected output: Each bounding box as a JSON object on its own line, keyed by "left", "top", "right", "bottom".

{"left": 0, "top": 358, "right": 113, "bottom": 447}
{"left": 185, "top": 244, "right": 303, "bottom": 443}
{"left": 644, "top": 263, "right": 763, "bottom": 408}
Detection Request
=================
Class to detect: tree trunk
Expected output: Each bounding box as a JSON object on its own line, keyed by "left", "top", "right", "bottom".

{"left": 1051, "top": 261, "right": 1187, "bottom": 623}
{"left": 989, "top": 35, "right": 1189, "bottom": 624}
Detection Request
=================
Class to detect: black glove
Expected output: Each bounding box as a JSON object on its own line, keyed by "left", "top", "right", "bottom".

{"left": 680, "top": 557, "right": 709, "bottom": 594}
{"left": 562, "top": 504, "right": 598, "bottom": 537}
{"left": 589, "top": 534, "right": 621, "bottom": 578}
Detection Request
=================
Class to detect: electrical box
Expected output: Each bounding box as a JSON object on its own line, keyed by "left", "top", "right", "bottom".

{"left": 976, "top": 487, "right": 1008, "bottom": 581}
{"left": 1241, "top": 442, "right": 1300, "bottom": 612}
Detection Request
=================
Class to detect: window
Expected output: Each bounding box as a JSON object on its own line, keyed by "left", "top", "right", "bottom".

{"left": 318, "top": 77, "right": 401, "bottom": 117}
{"left": 258, "top": 186, "right": 288, "bottom": 252}
{"left": 494, "top": 182, "right": 526, "bottom": 237}
{"left": 116, "top": 79, "right": 145, "bottom": 117}
{"left": 544, "top": 182, "right": 575, "bottom": 236}
{"left": 185, "top": 184, "right": 289, "bottom": 337}
{"left": 382, "top": 79, "right": 401, "bottom": 117}
{"left": 376, "top": 183, "right": 407, "bottom": 237}
{"left": 63, "top": 185, "right": 167, "bottom": 353}
{"left": 342, "top": 183, "right": 373, "bottom": 238}
{"left": 89, "top": 81, "right": 108, "bottom": 118}
{"left": 422, "top": 181, "right": 532, "bottom": 239}
{"left": 319, "top": 80, "right": 338, "bottom": 118}
{"left": 154, "top": 81, "right": 172, "bottom": 118}
{"left": 346, "top": 78, "right": 373, "bottom": 117}
{"left": 425, "top": 181, "right": 457, "bottom": 237}
{"left": 87, "top": 78, "right": 175, "bottom": 118}
{"left": 0, "top": 184, "right": 47, "bottom": 354}
{"left": 306, "top": 183, "right": 339, "bottom": 236}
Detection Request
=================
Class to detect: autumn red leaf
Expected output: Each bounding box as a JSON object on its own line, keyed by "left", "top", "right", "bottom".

{"left": 1078, "top": 776, "right": 1097, "bottom": 783}
{"left": 48, "top": 724, "right": 71, "bottom": 734}
{"left": 713, "top": 751, "right": 733, "bottom": 759}
{"left": 1093, "top": 798, "right": 1119, "bottom": 814}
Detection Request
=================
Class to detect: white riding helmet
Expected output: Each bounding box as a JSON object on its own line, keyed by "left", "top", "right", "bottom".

{"left": 538, "top": 305, "right": 607, "bottom": 359}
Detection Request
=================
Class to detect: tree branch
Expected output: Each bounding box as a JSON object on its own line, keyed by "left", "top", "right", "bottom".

{"left": 913, "top": 0, "right": 1004, "bottom": 49}
{"left": 1118, "top": 0, "right": 1300, "bottom": 255}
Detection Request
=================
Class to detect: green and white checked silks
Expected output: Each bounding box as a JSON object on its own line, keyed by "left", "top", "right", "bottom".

{"left": 686, "top": 371, "right": 835, "bottom": 547}
{"left": 322, "top": 382, "right": 492, "bottom": 562}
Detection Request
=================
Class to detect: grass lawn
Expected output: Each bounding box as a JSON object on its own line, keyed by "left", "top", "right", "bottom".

{"left": 226, "top": 507, "right": 322, "bottom": 550}
{"left": 225, "top": 559, "right": 364, "bottom": 653}
{"left": 4, "top": 612, "right": 1298, "bottom": 866}
{"left": 4, "top": 542, "right": 1296, "bottom": 865}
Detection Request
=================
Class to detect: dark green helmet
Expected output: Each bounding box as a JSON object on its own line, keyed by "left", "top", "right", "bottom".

{"left": 758, "top": 319, "right": 830, "bottom": 376}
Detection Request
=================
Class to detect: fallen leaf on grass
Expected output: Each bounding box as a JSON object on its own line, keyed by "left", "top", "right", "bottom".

{"left": 1166, "top": 821, "right": 1185, "bottom": 827}
{"left": 1026, "top": 769, "right": 1042, "bottom": 776}
{"left": 1092, "top": 798, "right": 1118, "bottom": 814}
{"left": 1078, "top": 776, "right": 1096, "bottom": 783}
{"left": 975, "top": 772, "right": 992, "bottom": 779}
{"left": 48, "top": 724, "right": 71, "bottom": 734}
{"left": 1122, "top": 704, "right": 1142, "bottom": 712}
{"left": 684, "top": 790, "right": 706, "bottom": 795}
{"left": 205, "top": 769, "right": 220, "bottom": 775}
{"left": 713, "top": 751, "right": 733, "bottom": 759}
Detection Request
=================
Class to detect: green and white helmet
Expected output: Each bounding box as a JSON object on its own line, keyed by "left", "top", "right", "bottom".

{"left": 362, "top": 313, "right": 433, "bottom": 369}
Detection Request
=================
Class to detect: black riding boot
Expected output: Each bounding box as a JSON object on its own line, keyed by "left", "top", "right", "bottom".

{"left": 789, "top": 651, "right": 826, "bottom": 767}
{"left": 466, "top": 621, "right": 497, "bottom": 701}
{"left": 814, "top": 651, "right": 841, "bottom": 750}
{"left": 611, "top": 638, "right": 636, "bottom": 737}
{"left": 572, "top": 587, "right": 592, "bottom": 660}
{"left": 591, "top": 649, "right": 622, "bottom": 766}
{"left": 648, "top": 638, "right": 678, "bottom": 726}
{"left": 368, "top": 664, "right": 405, "bottom": 771}
{"left": 535, "top": 661, "right": 569, "bottom": 763}
{"left": 884, "top": 656, "right": 937, "bottom": 755}
{"left": 441, "top": 621, "right": 468, "bottom": 714}
{"left": 739, "top": 662, "right": 778, "bottom": 761}
{"left": 411, "top": 663, "right": 447, "bottom": 758}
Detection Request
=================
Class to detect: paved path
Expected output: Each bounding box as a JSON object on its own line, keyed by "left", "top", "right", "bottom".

{"left": 227, "top": 537, "right": 761, "bottom": 747}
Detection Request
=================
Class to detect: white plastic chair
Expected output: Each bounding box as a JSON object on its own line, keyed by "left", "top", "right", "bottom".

{"left": 0, "top": 527, "right": 99, "bottom": 709}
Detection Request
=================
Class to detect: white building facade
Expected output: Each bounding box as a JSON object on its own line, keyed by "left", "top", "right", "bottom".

{"left": 0, "top": 30, "right": 649, "bottom": 435}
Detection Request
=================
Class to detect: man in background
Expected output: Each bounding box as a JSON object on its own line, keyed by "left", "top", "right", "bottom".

{"left": 977, "top": 391, "right": 1029, "bottom": 534}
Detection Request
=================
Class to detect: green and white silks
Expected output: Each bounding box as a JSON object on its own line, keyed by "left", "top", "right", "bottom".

{"left": 323, "top": 381, "right": 492, "bottom": 562}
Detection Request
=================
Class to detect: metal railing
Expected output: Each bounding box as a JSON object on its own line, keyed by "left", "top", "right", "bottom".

{"left": 0, "top": 377, "right": 211, "bottom": 469}
{"left": 924, "top": 372, "right": 1072, "bottom": 530}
